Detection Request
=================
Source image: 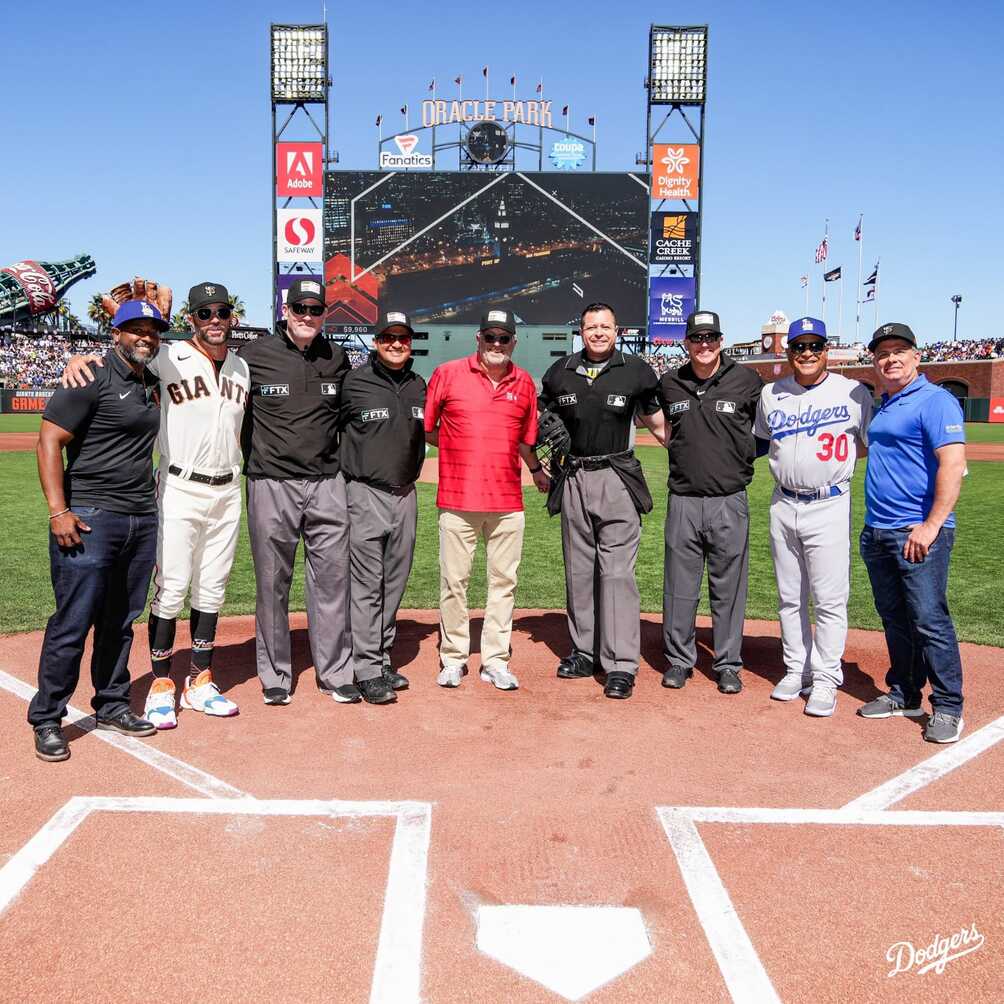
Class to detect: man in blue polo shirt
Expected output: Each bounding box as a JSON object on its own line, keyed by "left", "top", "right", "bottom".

{"left": 857, "top": 323, "right": 967, "bottom": 743}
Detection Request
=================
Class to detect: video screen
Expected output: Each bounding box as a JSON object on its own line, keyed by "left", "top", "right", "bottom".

{"left": 323, "top": 171, "right": 649, "bottom": 333}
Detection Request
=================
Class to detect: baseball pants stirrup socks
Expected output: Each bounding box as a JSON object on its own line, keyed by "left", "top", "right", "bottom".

{"left": 148, "top": 609, "right": 219, "bottom": 676}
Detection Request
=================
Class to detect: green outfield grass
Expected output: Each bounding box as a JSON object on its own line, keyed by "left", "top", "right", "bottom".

{"left": 1, "top": 445, "right": 1001, "bottom": 646}
{"left": 0, "top": 414, "right": 42, "bottom": 433}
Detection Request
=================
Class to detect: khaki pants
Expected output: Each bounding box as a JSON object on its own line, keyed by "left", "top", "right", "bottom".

{"left": 438, "top": 509, "right": 525, "bottom": 671}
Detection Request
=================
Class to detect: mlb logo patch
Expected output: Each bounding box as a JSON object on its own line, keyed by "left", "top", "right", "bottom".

{"left": 716, "top": 400, "right": 737, "bottom": 413}
{"left": 606, "top": 394, "right": 627, "bottom": 408}
{"left": 411, "top": 406, "right": 424, "bottom": 419}
{"left": 320, "top": 383, "right": 338, "bottom": 396}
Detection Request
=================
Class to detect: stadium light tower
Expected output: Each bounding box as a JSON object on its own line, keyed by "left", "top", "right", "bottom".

{"left": 270, "top": 24, "right": 331, "bottom": 331}
{"left": 642, "top": 25, "right": 708, "bottom": 345}
{"left": 951, "top": 294, "right": 962, "bottom": 340}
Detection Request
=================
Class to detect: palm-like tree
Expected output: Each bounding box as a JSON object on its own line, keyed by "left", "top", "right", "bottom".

{"left": 171, "top": 299, "right": 190, "bottom": 332}
{"left": 87, "top": 293, "right": 110, "bottom": 335}
{"left": 228, "top": 294, "right": 247, "bottom": 321}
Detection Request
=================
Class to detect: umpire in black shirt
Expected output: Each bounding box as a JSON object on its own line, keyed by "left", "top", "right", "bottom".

{"left": 658, "top": 310, "right": 764, "bottom": 694}
{"left": 238, "top": 278, "right": 353, "bottom": 705}
{"left": 339, "top": 310, "right": 427, "bottom": 703}
{"left": 539, "top": 303, "right": 666, "bottom": 699}
{"left": 29, "top": 301, "right": 168, "bottom": 761}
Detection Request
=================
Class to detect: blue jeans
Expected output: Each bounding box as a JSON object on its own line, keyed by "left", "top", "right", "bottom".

{"left": 28, "top": 507, "right": 157, "bottom": 727}
{"left": 859, "top": 525, "right": 963, "bottom": 715}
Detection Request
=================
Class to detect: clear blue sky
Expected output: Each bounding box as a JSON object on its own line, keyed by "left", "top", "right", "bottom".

{"left": 2, "top": 0, "right": 1001, "bottom": 344}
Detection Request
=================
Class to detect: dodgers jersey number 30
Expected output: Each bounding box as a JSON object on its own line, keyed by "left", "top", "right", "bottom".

{"left": 754, "top": 372, "right": 873, "bottom": 490}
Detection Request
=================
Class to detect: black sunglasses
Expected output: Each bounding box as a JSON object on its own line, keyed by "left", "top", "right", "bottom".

{"left": 686, "top": 331, "right": 721, "bottom": 344}
{"left": 290, "top": 302, "right": 325, "bottom": 317}
{"left": 195, "top": 306, "right": 232, "bottom": 321}
{"left": 789, "top": 340, "right": 827, "bottom": 355}
{"left": 481, "top": 333, "right": 512, "bottom": 345}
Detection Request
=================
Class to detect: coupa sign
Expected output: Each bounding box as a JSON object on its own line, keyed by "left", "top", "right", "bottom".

{"left": 548, "top": 135, "right": 586, "bottom": 170}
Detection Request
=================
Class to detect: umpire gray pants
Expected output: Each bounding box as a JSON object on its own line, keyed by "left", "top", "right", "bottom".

{"left": 663, "top": 491, "right": 749, "bottom": 675}
{"left": 247, "top": 475, "right": 352, "bottom": 693}
{"left": 561, "top": 466, "right": 642, "bottom": 677}
{"left": 346, "top": 481, "right": 417, "bottom": 682}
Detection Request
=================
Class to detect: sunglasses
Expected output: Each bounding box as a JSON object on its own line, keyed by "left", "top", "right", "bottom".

{"left": 290, "top": 302, "right": 325, "bottom": 317}
{"left": 481, "top": 333, "right": 513, "bottom": 345}
{"left": 376, "top": 332, "right": 412, "bottom": 343}
{"left": 686, "top": 332, "right": 721, "bottom": 344}
{"left": 195, "top": 306, "right": 232, "bottom": 321}
{"left": 789, "top": 340, "right": 827, "bottom": 355}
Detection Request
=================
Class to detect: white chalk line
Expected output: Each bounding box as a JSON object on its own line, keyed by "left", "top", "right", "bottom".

{"left": 0, "top": 667, "right": 245, "bottom": 799}
{"left": 0, "top": 796, "right": 432, "bottom": 1004}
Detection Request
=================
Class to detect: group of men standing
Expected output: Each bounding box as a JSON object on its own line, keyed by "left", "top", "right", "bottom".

{"left": 28, "top": 286, "right": 968, "bottom": 761}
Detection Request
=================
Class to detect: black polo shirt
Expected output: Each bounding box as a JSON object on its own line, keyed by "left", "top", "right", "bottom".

{"left": 339, "top": 355, "right": 427, "bottom": 489}
{"left": 539, "top": 350, "right": 660, "bottom": 457}
{"left": 42, "top": 349, "right": 160, "bottom": 513}
{"left": 237, "top": 330, "right": 350, "bottom": 480}
{"left": 658, "top": 355, "right": 764, "bottom": 496}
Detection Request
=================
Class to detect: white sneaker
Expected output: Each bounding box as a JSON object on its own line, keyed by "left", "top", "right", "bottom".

{"left": 437, "top": 665, "right": 465, "bottom": 688}
{"left": 805, "top": 685, "right": 837, "bottom": 717}
{"left": 771, "top": 673, "right": 812, "bottom": 702}
{"left": 180, "top": 670, "right": 239, "bottom": 717}
{"left": 480, "top": 664, "right": 519, "bottom": 691}
{"left": 144, "top": 677, "right": 177, "bottom": 729}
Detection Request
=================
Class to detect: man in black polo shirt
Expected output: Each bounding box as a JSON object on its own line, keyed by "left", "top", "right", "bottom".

{"left": 29, "top": 301, "right": 168, "bottom": 761}
{"left": 339, "top": 309, "right": 427, "bottom": 704}
{"left": 658, "top": 310, "right": 764, "bottom": 695}
{"left": 238, "top": 277, "right": 353, "bottom": 705}
{"left": 539, "top": 303, "right": 666, "bottom": 699}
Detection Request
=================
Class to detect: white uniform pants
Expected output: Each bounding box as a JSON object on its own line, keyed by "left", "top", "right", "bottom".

{"left": 151, "top": 473, "right": 242, "bottom": 618}
{"left": 769, "top": 490, "right": 851, "bottom": 688}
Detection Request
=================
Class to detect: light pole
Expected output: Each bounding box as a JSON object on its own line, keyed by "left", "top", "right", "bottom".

{"left": 951, "top": 294, "right": 962, "bottom": 340}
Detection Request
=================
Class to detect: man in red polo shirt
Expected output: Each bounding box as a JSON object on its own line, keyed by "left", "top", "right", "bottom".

{"left": 424, "top": 309, "right": 549, "bottom": 691}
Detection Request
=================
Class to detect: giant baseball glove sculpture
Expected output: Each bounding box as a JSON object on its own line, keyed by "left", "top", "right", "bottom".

{"left": 101, "top": 277, "right": 173, "bottom": 324}
{"left": 534, "top": 409, "right": 572, "bottom": 479}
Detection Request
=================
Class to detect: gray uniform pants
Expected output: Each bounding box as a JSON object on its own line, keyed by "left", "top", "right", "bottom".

{"left": 663, "top": 491, "right": 749, "bottom": 675}
{"left": 346, "top": 481, "right": 418, "bottom": 682}
{"left": 247, "top": 475, "right": 352, "bottom": 692}
{"left": 561, "top": 466, "right": 642, "bottom": 677}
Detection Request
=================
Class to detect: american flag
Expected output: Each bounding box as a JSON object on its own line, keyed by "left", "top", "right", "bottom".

{"left": 815, "top": 236, "right": 829, "bottom": 264}
{"left": 800, "top": 274, "right": 809, "bottom": 288}
{"left": 854, "top": 215, "right": 862, "bottom": 241}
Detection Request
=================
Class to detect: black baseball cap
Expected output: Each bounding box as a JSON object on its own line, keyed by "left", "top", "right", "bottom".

{"left": 287, "top": 277, "right": 326, "bottom": 307}
{"left": 188, "top": 282, "right": 230, "bottom": 311}
{"left": 685, "top": 310, "right": 723, "bottom": 337}
{"left": 479, "top": 308, "right": 517, "bottom": 335}
{"left": 868, "top": 322, "right": 917, "bottom": 352}
{"left": 376, "top": 309, "right": 414, "bottom": 336}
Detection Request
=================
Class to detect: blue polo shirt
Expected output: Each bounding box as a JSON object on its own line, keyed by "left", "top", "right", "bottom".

{"left": 864, "top": 375, "right": 965, "bottom": 528}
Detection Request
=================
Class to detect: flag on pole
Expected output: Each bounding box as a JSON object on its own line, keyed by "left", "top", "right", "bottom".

{"left": 864, "top": 263, "right": 879, "bottom": 285}
{"left": 562, "top": 104, "right": 569, "bottom": 116}
{"left": 482, "top": 65, "right": 488, "bottom": 77}
{"left": 815, "top": 236, "right": 829, "bottom": 264}
{"left": 454, "top": 75, "right": 462, "bottom": 85}
{"left": 400, "top": 104, "right": 407, "bottom": 116}
{"left": 854, "top": 215, "right": 862, "bottom": 241}
{"left": 587, "top": 115, "right": 595, "bottom": 126}
{"left": 375, "top": 114, "right": 382, "bottom": 127}
{"left": 428, "top": 79, "right": 435, "bottom": 92}
{"left": 824, "top": 266, "right": 842, "bottom": 282}
{"left": 864, "top": 287, "right": 875, "bottom": 301}
{"left": 536, "top": 80, "right": 543, "bottom": 94}
{"left": 510, "top": 75, "right": 516, "bottom": 86}
{"left": 800, "top": 275, "right": 809, "bottom": 288}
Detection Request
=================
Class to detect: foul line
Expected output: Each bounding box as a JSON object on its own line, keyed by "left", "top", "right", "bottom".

{"left": 0, "top": 796, "right": 432, "bottom": 1004}
{"left": 842, "top": 714, "right": 1004, "bottom": 812}
{"left": 0, "top": 667, "right": 245, "bottom": 799}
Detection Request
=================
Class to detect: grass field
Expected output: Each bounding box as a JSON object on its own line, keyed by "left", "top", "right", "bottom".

{"left": 0, "top": 414, "right": 42, "bottom": 432}
{"left": 1, "top": 445, "right": 1001, "bottom": 646}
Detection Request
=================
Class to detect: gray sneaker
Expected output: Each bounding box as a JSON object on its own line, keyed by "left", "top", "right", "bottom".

{"left": 857, "top": 694, "right": 924, "bottom": 718}
{"left": 804, "top": 685, "right": 837, "bottom": 717}
{"left": 771, "top": 673, "right": 812, "bottom": 702}
{"left": 437, "top": 665, "right": 465, "bottom": 688}
{"left": 480, "top": 664, "right": 519, "bottom": 691}
{"left": 924, "top": 711, "right": 964, "bottom": 744}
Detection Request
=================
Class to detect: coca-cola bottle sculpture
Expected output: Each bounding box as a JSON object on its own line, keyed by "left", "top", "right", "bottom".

{"left": 0, "top": 255, "right": 97, "bottom": 327}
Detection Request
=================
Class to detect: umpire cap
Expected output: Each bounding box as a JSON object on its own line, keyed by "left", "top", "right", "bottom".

{"left": 868, "top": 322, "right": 917, "bottom": 353}
{"left": 479, "top": 308, "right": 517, "bottom": 335}
{"left": 685, "top": 310, "right": 722, "bottom": 337}
{"left": 287, "top": 277, "right": 326, "bottom": 306}
{"left": 376, "top": 309, "right": 414, "bottom": 336}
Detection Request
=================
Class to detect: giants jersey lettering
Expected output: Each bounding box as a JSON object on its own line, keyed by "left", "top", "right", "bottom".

{"left": 754, "top": 373, "right": 873, "bottom": 491}
{"left": 148, "top": 340, "right": 250, "bottom": 472}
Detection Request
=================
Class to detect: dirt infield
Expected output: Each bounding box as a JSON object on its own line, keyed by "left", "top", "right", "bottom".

{"left": 0, "top": 433, "right": 39, "bottom": 453}
{"left": 2, "top": 611, "right": 1003, "bottom": 1002}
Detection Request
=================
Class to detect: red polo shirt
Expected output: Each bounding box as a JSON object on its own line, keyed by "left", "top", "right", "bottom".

{"left": 425, "top": 354, "right": 538, "bottom": 512}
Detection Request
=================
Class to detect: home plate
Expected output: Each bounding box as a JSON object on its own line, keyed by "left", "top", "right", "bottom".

{"left": 475, "top": 905, "right": 652, "bottom": 1000}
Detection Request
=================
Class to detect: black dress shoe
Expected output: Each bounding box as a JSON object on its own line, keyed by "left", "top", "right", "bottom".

{"left": 662, "top": 665, "right": 694, "bottom": 689}
{"left": 382, "top": 668, "right": 410, "bottom": 691}
{"left": 717, "top": 668, "right": 743, "bottom": 694}
{"left": 263, "top": 688, "right": 291, "bottom": 706}
{"left": 358, "top": 677, "right": 397, "bottom": 705}
{"left": 95, "top": 709, "right": 157, "bottom": 736}
{"left": 34, "top": 725, "right": 70, "bottom": 762}
{"left": 330, "top": 684, "right": 362, "bottom": 704}
{"left": 603, "top": 672, "right": 635, "bottom": 699}
{"left": 557, "top": 653, "right": 595, "bottom": 679}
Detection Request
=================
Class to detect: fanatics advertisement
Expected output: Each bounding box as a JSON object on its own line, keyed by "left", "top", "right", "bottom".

{"left": 379, "top": 134, "right": 434, "bottom": 170}
{"left": 277, "top": 208, "right": 323, "bottom": 262}
{"left": 651, "top": 144, "right": 700, "bottom": 202}
{"left": 276, "top": 142, "right": 323, "bottom": 197}
{"left": 649, "top": 211, "right": 697, "bottom": 265}
{"left": 323, "top": 170, "right": 648, "bottom": 332}
{"left": 648, "top": 276, "right": 696, "bottom": 341}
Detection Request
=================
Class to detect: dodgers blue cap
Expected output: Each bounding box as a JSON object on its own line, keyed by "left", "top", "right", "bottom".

{"left": 111, "top": 300, "right": 169, "bottom": 332}
{"left": 787, "top": 316, "right": 827, "bottom": 342}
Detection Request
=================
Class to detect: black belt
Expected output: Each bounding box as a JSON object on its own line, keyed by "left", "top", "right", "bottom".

{"left": 780, "top": 484, "right": 847, "bottom": 502}
{"left": 566, "top": 449, "right": 633, "bottom": 472}
{"left": 168, "top": 465, "right": 235, "bottom": 486}
{"left": 357, "top": 479, "right": 414, "bottom": 496}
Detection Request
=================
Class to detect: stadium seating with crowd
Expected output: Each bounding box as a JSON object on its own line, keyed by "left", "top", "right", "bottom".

{"left": 0, "top": 334, "right": 106, "bottom": 389}
{"left": 857, "top": 336, "right": 1004, "bottom": 365}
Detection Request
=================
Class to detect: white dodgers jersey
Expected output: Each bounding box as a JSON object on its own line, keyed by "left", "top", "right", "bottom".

{"left": 754, "top": 373, "right": 873, "bottom": 491}
{"left": 148, "top": 340, "right": 251, "bottom": 473}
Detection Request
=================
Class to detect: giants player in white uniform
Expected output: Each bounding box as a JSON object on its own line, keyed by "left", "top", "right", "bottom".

{"left": 64, "top": 283, "right": 250, "bottom": 727}
{"left": 754, "top": 317, "right": 872, "bottom": 717}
